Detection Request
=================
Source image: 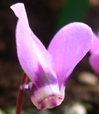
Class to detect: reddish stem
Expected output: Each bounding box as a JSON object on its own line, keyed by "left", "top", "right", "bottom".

{"left": 16, "top": 72, "right": 27, "bottom": 114}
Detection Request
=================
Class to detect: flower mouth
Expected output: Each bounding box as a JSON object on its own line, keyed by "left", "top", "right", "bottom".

{"left": 31, "top": 94, "right": 64, "bottom": 110}
{"left": 29, "top": 82, "right": 65, "bottom": 109}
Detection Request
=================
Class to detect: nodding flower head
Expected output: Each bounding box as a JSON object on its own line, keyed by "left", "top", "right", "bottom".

{"left": 10, "top": 3, "right": 93, "bottom": 109}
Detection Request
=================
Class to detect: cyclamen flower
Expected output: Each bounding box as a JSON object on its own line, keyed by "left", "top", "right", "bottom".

{"left": 89, "top": 32, "right": 99, "bottom": 75}
{"left": 11, "top": 3, "right": 93, "bottom": 110}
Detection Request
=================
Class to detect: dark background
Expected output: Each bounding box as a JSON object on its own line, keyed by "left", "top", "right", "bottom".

{"left": 0, "top": 0, "right": 99, "bottom": 114}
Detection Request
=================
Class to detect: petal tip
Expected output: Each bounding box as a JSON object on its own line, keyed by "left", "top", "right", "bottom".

{"left": 10, "top": 2, "right": 25, "bottom": 18}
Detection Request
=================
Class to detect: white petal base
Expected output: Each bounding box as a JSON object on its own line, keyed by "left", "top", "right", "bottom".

{"left": 28, "top": 82, "right": 65, "bottom": 109}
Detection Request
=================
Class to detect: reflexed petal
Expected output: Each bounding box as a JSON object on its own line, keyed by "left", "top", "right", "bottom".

{"left": 11, "top": 3, "right": 65, "bottom": 109}
{"left": 90, "top": 32, "right": 99, "bottom": 54}
{"left": 48, "top": 22, "right": 93, "bottom": 87}
{"left": 10, "top": 3, "right": 55, "bottom": 83}
{"left": 89, "top": 52, "right": 99, "bottom": 75}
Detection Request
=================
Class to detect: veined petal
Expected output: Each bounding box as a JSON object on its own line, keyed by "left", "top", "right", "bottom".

{"left": 48, "top": 22, "right": 93, "bottom": 88}
{"left": 90, "top": 32, "right": 99, "bottom": 54}
{"left": 10, "top": 3, "right": 55, "bottom": 83}
{"left": 89, "top": 52, "right": 99, "bottom": 75}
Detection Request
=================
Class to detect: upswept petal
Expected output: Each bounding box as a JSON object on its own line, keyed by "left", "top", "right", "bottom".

{"left": 89, "top": 52, "right": 99, "bottom": 75}
{"left": 10, "top": 3, "right": 56, "bottom": 83}
{"left": 48, "top": 22, "right": 93, "bottom": 87}
{"left": 90, "top": 32, "right": 99, "bottom": 54}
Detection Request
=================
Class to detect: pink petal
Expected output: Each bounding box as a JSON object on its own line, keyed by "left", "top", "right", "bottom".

{"left": 10, "top": 3, "right": 55, "bottom": 83}
{"left": 90, "top": 32, "right": 99, "bottom": 54}
{"left": 89, "top": 52, "right": 99, "bottom": 75}
{"left": 48, "top": 22, "right": 93, "bottom": 87}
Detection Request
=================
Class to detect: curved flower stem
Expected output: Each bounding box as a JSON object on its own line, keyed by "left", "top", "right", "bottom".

{"left": 16, "top": 72, "right": 27, "bottom": 114}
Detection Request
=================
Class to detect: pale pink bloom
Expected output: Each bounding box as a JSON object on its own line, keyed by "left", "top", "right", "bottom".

{"left": 89, "top": 32, "right": 99, "bottom": 75}
{"left": 11, "top": 3, "right": 93, "bottom": 109}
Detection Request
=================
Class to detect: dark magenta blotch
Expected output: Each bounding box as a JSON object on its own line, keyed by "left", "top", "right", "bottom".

{"left": 29, "top": 63, "right": 58, "bottom": 96}
{"left": 34, "top": 63, "right": 57, "bottom": 87}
